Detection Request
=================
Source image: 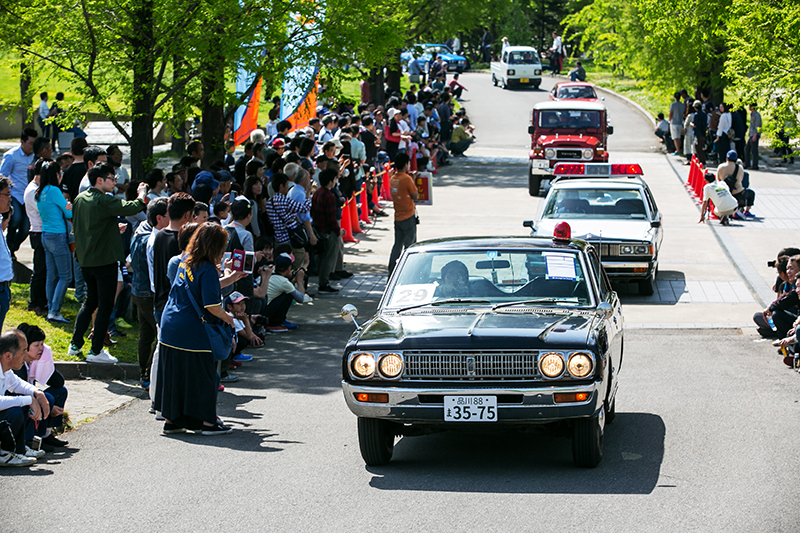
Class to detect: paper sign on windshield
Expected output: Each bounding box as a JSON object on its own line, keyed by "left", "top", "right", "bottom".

{"left": 543, "top": 253, "right": 577, "bottom": 280}
{"left": 388, "top": 284, "right": 437, "bottom": 307}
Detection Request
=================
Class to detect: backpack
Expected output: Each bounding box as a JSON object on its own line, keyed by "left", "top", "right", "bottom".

{"left": 724, "top": 164, "right": 741, "bottom": 191}
{"left": 742, "top": 170, "right": 750, "bottom": 190}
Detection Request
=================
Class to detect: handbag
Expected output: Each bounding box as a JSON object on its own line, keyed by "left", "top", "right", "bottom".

{"left": 288, "top": 224, "right": 309, "bottom": 248}
{"left": 182, "top": 268, "right": 234, "bottom": 361}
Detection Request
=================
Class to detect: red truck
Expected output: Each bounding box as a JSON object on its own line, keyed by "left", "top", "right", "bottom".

{"left": 528, "top": 100, "right": 614, "bottom": 196}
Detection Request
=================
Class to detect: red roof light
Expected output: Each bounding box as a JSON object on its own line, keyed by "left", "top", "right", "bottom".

{"left": 610, "top": 164, "right": 643, "bottom": 175}
{"left": 553, "top": 163, "right": 585, "bottom": 175}
{"left": 553, "top": 222, "right": 571, "bottom": 241}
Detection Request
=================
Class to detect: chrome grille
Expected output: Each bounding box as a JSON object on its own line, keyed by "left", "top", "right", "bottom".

{"left": 403, "top": 350, "right": 539, "bottom": 380}
{"left": 556, "top": 149, "right": 582, "bottom": 159}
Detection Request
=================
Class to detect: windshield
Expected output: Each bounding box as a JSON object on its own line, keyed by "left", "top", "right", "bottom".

{"left": 543, "top": 188, "right": 648, "bottom": 220}
{"left": 556, "top": 86, "right": 597, "bottom": 99}
{"left": 508, "top": 51, "right": 540, "bottom": 65}
{"left": 539, "top": 110, "right": 601, "bottom": 130}
{"left": 425, "top": 45, "right": 454, "bottom": 55}
{"left": 385, "top": 250, "right": 593, "bottom": 308}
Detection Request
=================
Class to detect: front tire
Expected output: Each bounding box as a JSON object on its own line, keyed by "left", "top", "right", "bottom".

{"left": 492, "top": 74, "right": 498, "bottom": 86}
{"left": 529, "top": 166, "right": 543, "bottom": 197}
{"left": 572, "top": 408, "right": 604, "bottom": 468}
{"left": 357, "top": 418, "right": 395, "bottom": 466}
{"left": 638, "top": 274, "right": 655, "bottom": 296}
{"left": 533, "top": 81, "right": 541, "bottom": 90}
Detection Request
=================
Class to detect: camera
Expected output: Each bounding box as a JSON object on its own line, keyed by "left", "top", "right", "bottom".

{"left": 768, "top": 260, "right": 776, "bottom": 268}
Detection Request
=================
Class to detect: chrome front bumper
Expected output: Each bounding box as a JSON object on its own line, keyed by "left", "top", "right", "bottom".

{"left": 342, "top": 381, "right": 602, "bottom": 423}
{"left": 602, "top": 259, "right": 657, "bottom": 279}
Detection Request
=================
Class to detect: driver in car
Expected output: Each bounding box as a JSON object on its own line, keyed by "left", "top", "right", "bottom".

{"left": 436, "top": 260, "right": 470, "bottom": 298}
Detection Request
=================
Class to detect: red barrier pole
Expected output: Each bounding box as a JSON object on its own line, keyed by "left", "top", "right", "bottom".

{"left": 359, "top": 187, "right": 371, "bottom": 223}
{"left": 350, "top": 196, "right": 363, "bottom": 234}
{"left": 341, "top": 197, "right": 358, "bottom": 243}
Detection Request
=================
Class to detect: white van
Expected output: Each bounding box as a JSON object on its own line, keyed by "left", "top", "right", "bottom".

{"left": 490, "top": 46, "right": 543, "bottom": 89}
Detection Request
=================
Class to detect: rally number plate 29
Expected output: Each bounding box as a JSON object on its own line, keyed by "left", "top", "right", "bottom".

{"left": 444, "top": 396, "right": 497, "bottom": 422}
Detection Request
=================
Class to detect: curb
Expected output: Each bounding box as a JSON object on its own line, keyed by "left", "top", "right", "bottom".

{"left": 663, "top": 155, "right": 774, "bottom": 308}
{"left": 55, "top": 361, "right": 141, "bottom": 381}
{"left": 592, "top": 84, "right": 657, "bottom": 128}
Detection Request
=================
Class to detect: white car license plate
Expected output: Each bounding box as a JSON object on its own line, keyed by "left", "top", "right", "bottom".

{"left": 444, "top": 396, "right": 497, "bottom": 422}
{"left": 531, "top": 159, "right": 550, "bottom": 169}
{"left": 520, "top": 78, "right": 530, "bottom": 83}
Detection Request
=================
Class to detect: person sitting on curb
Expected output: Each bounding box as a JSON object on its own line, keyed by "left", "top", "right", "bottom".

{"left": 755, "top": 254, "right": 800, "bottom": 338}
{"left": 15, "top": 323, "right": 69, "bottom": 450}
{"left": 0, "top": 330, "right": 49, "bottom": 467}
{"left": 450, "top": 118, "right": 475, "bottom": 157}
{"left": 225, "top": 291, "right": 263, "bottom": 356}
{"left": 264, "top": 253, "right": 310, "bottom": 332}
{"left": 698, "top": 172, "right": 738, "bottom": 226}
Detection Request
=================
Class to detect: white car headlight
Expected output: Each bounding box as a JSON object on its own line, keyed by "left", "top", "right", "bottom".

{"left": 539, "top": 352, "right": 565, "bottom": 378}
{"left": 620, "top": 245, "right": 633, "bottom": 254}
{"left": 582, "top": 149, "right": 594, "bottom": 160}
{"left": 544, "top": 148, "right": 556, "bottom": 159}
{"left": 635, "top": 245, "right": 649, "bottom": 254}
{"left": 507, "top": 69, "right": 515, "bottom": 76}
{"left": 351, "top": 353, "right": 375, "bottom": 378}
{"left": 568, "top": 353, "right": 593, "bottom": 378}
{"left": 379, "top": 354, "right": 403, "bottom": 378}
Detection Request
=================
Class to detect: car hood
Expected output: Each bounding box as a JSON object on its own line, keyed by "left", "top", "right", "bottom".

{"left": 534, "top": 218, "right": 654, "bottom": 242}
{"left": 354, "top": 311, "right": 594, "bottom": 350}
{"left": 537, "top": 135, "right": 601, "bottom": 147}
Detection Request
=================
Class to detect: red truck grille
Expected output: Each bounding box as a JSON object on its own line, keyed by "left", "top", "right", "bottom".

{"left": 556, "top": 149, "right": 583, "bottom": 159}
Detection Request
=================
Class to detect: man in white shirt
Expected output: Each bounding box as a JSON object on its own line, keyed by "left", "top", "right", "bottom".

{"left": 38, "top": 92, "right": 50, "bottom": 139}
{"left": 1, "top": 330, "right": 49, "bottom": 466}
{"left": 699, "top": 172, "right": 738, "bottom": 226}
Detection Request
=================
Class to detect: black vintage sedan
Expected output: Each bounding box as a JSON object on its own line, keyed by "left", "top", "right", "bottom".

{"left": 340, "top": 232, "right": 623, "bottom": 468}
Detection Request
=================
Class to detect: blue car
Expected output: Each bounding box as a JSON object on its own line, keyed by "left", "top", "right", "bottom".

{"left": 401, "top": 43, "right": 468, "bottom": 73}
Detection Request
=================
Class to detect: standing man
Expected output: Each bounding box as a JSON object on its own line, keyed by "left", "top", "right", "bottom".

{"left": 437, "top": 93, "right": 453, "bottom": 149}
{"left": 668, "top": 92, "right": 685, "bottom": 156}
{"left": 0, "top": 128, "right": 36, "bottom": 255}
{"left": 691, "top": 101, "right": 708, "bottom": 165}
{"left": 0, "top": 178, "right": 15, "bottom": 330}
{"left": 25, "top": 141, "right": 52, "bottom": 316}
{"left": 388, "top": 153, "right": 418, "bottom": 275}
{"left": 312, "top": 169, "right": 342, "bottom": 293}
{"left": 550, "top": 31, "right": 564, "bottom": 74}
{"left": 38, "top": 93, "right": 50, "bottom": 140}
{"left": 481, "top": 27, "right": 492, "bottom": 63}
{"left": 745, "top": 104, "right": 762, "bottom": 170}
{"left": 68, "top": 164, "right": 147, "bottom": 363}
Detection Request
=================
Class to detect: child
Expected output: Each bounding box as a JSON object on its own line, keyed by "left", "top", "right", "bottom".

{"left": 224, "top": 291, "right": 263, "bottom": 359}
{"left": 210, "top": 200, "right": 230, "bottom": 225}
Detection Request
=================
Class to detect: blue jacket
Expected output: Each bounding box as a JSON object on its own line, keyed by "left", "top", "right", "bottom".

{"left": 130, "top": 221, "right": 153, "bottom": 298}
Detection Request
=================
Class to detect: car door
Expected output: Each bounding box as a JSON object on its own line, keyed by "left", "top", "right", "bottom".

{"left": 643, "top": 185, "right": 663, "bottom": 251}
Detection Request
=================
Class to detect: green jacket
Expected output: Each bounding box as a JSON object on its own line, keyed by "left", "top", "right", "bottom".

{"left": 73, "top": 188, "right": 145, "bottom": 268}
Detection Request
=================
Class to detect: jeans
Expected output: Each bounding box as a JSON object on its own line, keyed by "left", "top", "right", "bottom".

{"left": 132, "top": 295, "right": 157, "bottom": 381}
{"left": 450, "top": 139, "right": 473, "bottom": 155}
{"left": 753, "top": 309, "right": 797, "bottom": 338}
{"left": 0, "top": 284, "right": 10, "bottom": 332}
{"left": 388, "top": 216, "right": 417, "bottom": 275}
{"left": 43, "top": 232, "right": 73, "bottom": 315}
{"left": 28, "top": 232, "right": 48, "bottom": 309}
{"left": 6, "top": 197, "right": 30, "bottom": 253}
{"left": 25, "top": 392, "right": 55, "bottom": 441}
{"left": 71, "top": 263, "right": 118, "bottom": 354}
{"left": 745, "top": 135, "right": 759, "bottom": 169}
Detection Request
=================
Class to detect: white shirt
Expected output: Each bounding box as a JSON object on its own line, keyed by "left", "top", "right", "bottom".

{"left": 398, "top": 119, "right": 411, "bottom": 150}
{"left": 24, "top": 180, "right": 43, "bottom": 232}
{"left": 717, "top": 112, "right": 732, "bottom": 138}
{"left": 38, "top": 100, "right": 49, "bottom": 121}
{"left": 0, "top": 369, "right": 37, "bottom": 410}
{"left": 552, "top": 36, "right": 563, "bottom": 54}
{"left": 115, "top": 166, "right": 130, "bottom": 198}
{"left": 703, "top": 181, "right": 738, "bottom": 214}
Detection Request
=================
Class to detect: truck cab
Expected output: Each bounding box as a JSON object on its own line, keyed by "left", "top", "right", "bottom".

{"left": 528, "top": 101, "right": 614, "bottom": 196}
{"left": 491, "top": 46, "right": 542, "bottom": 90}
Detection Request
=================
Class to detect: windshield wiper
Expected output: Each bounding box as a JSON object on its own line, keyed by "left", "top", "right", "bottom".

{"left": 396, "top": 298, "right": 491, "bottom": 314}
{"left": 492, "top": 298, "right": 578, "bottom": 310}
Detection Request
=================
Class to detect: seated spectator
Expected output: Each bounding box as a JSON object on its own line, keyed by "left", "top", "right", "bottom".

{"left": 655, "top": 113, "right": 671, "bottom": 147}
{"left": 264, "top": 253, "right": 310, "bottom": 332}
{"left": 716, "top": 150, "right": 749, "bottom": 220}
{"left": 569, "top": 61, "right": 586, "bottom": 82}
{"left": 698, "top": 172, "right": 738, "bottom": 226}
{"left": 754, "top": 254, "right": 800, "bottom": 338}
{"left": 450, "top": 118, "right": 475, "bottom": 157}
{"left": 0, "top": 330, "right": 49, "bottom": 467}
{"left": 16, "top": 324, "right": 69, "bottom": 450}
{"left": 448, "top": 73, "right": 468, "bottom": 100}
{"left": 224, "top": 291, "right": 263, "bottom": 356}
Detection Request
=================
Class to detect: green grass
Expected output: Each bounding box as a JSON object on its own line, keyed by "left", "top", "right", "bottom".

{"left": 8, "top": 283, "right": 139, "bottom": 363}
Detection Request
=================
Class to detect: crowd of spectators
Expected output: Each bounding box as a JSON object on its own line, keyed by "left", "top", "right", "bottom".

{"left": 754, "top": 248, "right": 800, "bottom": 370}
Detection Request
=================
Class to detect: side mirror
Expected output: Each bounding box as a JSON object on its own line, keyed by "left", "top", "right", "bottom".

{"left": 523, "top": 220, "right": 533, "bottom": 228}
{"left": 606, "top": 125, "right": 614, "bottom": 135}
{"left": 341, "top": 304, "right": 361, "bottom": 331}
{"left": 596, "top": 302, "right": 613, "bottom": 318}
{"left": 650, "top": 220, "right": 661, "bottom": 228}
{"left": 528, "top": 125, "right": 536, "bottom": 135}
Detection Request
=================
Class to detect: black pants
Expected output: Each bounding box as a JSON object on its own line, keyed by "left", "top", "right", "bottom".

{"left": 452, "top": 86, "right": 463, "bottom": 99}
{"left": 72, "top": 263, "right": 118, "bottom": 354}
{"left": 263, "top": 292, "right": 294, "bottom": 326}
{"left": 0, "top": 407, "right": 30, "bottom": 454}
{"left": 132, "top": 295, "right": 157, "bottom": 380}
{"left": 28, "top": 232, "right": 48, "bottom": 309}
{"left": 753, "top": 309, "right": 797, "bottom": 338}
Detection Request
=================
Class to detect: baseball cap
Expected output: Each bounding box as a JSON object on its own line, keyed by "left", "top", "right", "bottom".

{"left": 271, "top": 138, "right": 286, "bottom": 148}
{"left": 225, "top": 291, "right": 248, "bottom": 304}
{"left": 275, "top": 253, "right": 293, "bottom": 270}
{"left": 217, "top": 169, "right": 233, "bottom": 182}
{"left": 191, "top": 171, "right": 219, "bottom": 192}
{"left": 726, "top": 150, "right": 738, "bottom": 161}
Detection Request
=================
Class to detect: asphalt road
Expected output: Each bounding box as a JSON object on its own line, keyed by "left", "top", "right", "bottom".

{"left": 3, "top": 72, "right": 800, "bottom": 533}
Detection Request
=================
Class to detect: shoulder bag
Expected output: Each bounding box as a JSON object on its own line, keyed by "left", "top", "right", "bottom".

{"left": 182, "top": 265, "right": 234, "bottom": 361}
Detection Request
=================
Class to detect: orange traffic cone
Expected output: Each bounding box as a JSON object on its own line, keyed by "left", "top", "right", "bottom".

{"left": 359, "top": 187, "right": 371, "bottom": 223}
{"left": 380, "top": 164, "right": 392, "bottom": 201}
{"left": 350, "top": 196, "right": 363, "bottom": 234}
{"left": 372, "top": 178, "right": 381, "bottom": 208}
{"left": 341, "top": 197, "right": 358, "bottom": 243}
{"left": 708, "top": 199, "right": 718, "bottom": 220}
{"left": 410, "top": 148, "right": 418, "bottom": 172}
{"left": 684, "top": 156, "right": 697, "bottom": 188}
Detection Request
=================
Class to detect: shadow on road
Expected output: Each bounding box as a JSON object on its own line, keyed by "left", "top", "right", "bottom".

{"left": 365, "top": 412, "right": 665, "bottom": 494}
{"left": 433, "top": 162, "right": 528, "bottom": 189}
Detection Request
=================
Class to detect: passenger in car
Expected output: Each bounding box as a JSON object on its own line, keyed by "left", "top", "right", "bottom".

{"left": 435, "top": 260, "right": 470, "bottom": 298}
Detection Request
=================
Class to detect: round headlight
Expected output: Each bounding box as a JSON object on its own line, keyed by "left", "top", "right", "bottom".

{"left": 635, "top": 245, "right": 648, "bottom": 254}
{"left": 379, "top": 354, "right": 403, "bottom": 378}
{"left": 351, "top": 353, "right": 375, "bottom": 378}
{"left": 544, "top": 148, "right": 556, "bottom": 159}
{"left": 582, "top": 149, "right": 594, "bottom": 160}
{"left": 539, "top": 352, "right": 565, "bottom": 378}
{"left": 620, "top": 245, "right": 633, "bottom": 254}
{"left": 568, "top": 353, "right": 593, "bottom": 378}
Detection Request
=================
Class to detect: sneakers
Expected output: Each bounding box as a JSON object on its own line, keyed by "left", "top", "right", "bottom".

{"left": 232, "top": 353, "right": 253, "bottom": 362}
{"left": 744, "top": 211, "right": 756, "bottom": 218}
{"left": 67, "top": 344, "right": 82, "bottom": 357}
{"left": 318, "top": 284, "right": 339, "bottom": 293}
{"left": 229, "top": 361, "right": 242, "bottom": 369}
{"left": 335, "top": 270, "right": 354, "bottom": 278}
{"left": 115, "top": 317, "right": 134, "bottom": 329}
{"left": 197, "top": 423, "right": 233, "bottom": 436}
{"left": 47, "top": 313, "right": 70, "bottom": 324}
{"left": 86, "top": 349, "right": 118, "bottom": 364}
{"left": 0, "top": 450, "right": 36, "bottom": 467}
{"left": 25, "top": 445, "right": 46, "bottom": 459}
{"left": 302, "top": 294, "right": 313, "bottom": 304}
{"left": 220, "top": 373, "right": 240, "bottom": 383}
{"left": 282, "top": 321, "right": 298, "bottom": 330}
{"left": 162, "top": 422, "right": 187, "bottom": 435}
{"left": 42, "top": 434, "right": 68, "bottom": 447}
{"left": 266, "top": 325, "right": 289, "bottom": 333}
{"left": 732, "top": 211, "right": 746, "bottom": 221}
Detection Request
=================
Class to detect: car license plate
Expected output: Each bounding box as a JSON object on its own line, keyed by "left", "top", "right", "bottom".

{"left": 444, "top": 396, "right": 497, "bottom": 422}
{"left": 531, "top": 159, "right": 550, "bottom": 169}
{"left": 520, "top": 78, "right": 530, "bottom": 83}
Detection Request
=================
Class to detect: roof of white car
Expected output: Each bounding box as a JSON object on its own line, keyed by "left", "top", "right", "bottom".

{"left": 504, "top": 46, "right": 539, "bottom": 53}
{"left": 551, "top": 177, "right": 648, "bottom": 189}
{"left": 534, "top": 100, "right": 607, "bottom": 112}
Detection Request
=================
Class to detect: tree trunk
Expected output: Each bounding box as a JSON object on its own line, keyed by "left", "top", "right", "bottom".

{"left": 171, "top": 55, "right": 186, "bottom": 155}
{"left": 20, "top": 60, "right": 34, "bottom": 128}
{"left": 129, "top": 0, "right": 155, "bottom": 181}
{"left": 368, "top": 68, "right": 385, "bottom": 107}
{"left": 386, "top": 65, "right": 401, "bottom": 96}
{"left": 200, "top": 44, "right": 226, "bottom": 168}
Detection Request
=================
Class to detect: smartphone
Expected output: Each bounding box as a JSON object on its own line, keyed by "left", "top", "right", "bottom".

{"left": 222, "top": 252, "right": 232, "bottom": 269}
{"left": 231, "top": 249, "right": 245, "bottom": 272}
{"left": 243, "top": 251, "right": 255, "bottom": 274}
